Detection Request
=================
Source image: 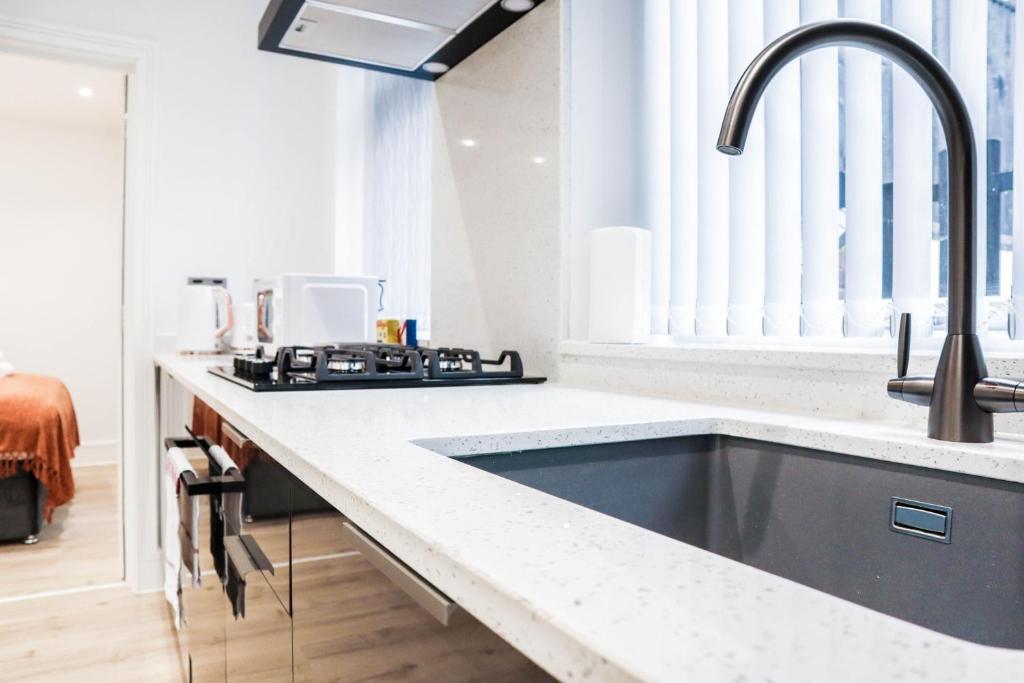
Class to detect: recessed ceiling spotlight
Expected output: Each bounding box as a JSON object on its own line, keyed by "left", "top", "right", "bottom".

{"left": 78, "top": 86, "right": 94, "bottom": 98}
{"left": 460, "top": 138, "right": 478, "bottom": 148}
{"left": 532, "top": 155, "right": 546, "bottom": 165}
{"left": 422, "top": 61, "right": 450, "bottom": 74}
{"left": 501, "top": 0, "right": 535, "bottom": 12}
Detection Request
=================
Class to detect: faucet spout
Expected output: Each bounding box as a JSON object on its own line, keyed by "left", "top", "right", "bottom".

{"left": 718, "top": 19, "right": 993, "bottom": 443}
{"left": 718, "top": 18, "right": 976, "bottom": 336}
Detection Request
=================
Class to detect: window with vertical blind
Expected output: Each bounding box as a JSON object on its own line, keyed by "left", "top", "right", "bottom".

{"left": 570, "top": 0, "right": 1023, "bottom": 345}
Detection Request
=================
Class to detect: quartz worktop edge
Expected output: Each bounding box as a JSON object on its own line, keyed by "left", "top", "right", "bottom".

{"left": 155, "top": 354, "right": 1024, "bottom": 682}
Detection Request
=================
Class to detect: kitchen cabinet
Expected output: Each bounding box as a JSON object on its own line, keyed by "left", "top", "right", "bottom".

{"left": 179, "top": 403, "right": 553, "bottom": 682}
{"left": 173, "top": 397, "right": 292, "bottom": 683}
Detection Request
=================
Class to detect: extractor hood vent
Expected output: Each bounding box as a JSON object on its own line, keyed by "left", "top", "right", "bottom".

{"left": 258, "top": 0, "right": 545, "bottom": 80}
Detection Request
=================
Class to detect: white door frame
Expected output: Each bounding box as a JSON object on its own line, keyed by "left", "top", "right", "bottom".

{"left": 0, "top": 16, "right": 160, "bottom": 591}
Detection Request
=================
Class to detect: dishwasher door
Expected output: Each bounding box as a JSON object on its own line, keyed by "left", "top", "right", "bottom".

{"left": 291, "top": 518, "right": 555, "bottom": 683}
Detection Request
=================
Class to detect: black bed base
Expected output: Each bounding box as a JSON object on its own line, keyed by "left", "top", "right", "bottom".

{"left": 0, "top": 470, "right": 46, "bottom": 544}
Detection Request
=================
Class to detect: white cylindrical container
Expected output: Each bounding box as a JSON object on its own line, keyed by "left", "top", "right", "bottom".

{"left": 588, "top": 227, "right": 652, "bottom": 344}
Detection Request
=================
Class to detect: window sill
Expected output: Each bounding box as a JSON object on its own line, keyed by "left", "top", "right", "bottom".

{"left": 560, "top": 337, "right": 1024, "bottom": 375}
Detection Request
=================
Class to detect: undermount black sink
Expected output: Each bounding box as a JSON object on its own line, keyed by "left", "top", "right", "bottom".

{"left": 458, "top": 435, "right": 1024, "bottom": 649}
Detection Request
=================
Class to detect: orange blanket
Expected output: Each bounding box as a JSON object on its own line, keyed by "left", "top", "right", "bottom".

{"left": 0, "top": 374, "right": 79, "bottom": 521}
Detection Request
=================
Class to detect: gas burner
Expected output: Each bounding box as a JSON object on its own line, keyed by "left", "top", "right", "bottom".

{"left": 324, "top": 354, "right": 368, "bottom": 374}
{"left": 438, "top": 357, "right": 464, "bottom": 372}
{"left": 419, "top": 348, "right": 524, "bottom": 380}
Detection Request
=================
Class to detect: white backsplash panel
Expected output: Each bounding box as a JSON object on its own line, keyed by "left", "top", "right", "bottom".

{"left": 430, "top": 0, "right": 561, "bottom": 377}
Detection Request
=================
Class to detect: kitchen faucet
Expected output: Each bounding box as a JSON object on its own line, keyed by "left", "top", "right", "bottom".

{"left": 717, "top": 19, "right": 1024, "bottom": 443}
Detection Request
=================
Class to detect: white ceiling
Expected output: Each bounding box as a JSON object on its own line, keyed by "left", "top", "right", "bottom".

{"left": 0, "top": 52, "right": 125, "bottom": 132}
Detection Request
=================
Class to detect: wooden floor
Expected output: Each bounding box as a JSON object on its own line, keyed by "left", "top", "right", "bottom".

{"left": 0, "top": 585, "right": 185, "bottom": 683}
{"left": 0, "top": 462, "right": 185, "bottom": 682}
{"left": 0, "top": 463, "right": 122, "bottom": 598}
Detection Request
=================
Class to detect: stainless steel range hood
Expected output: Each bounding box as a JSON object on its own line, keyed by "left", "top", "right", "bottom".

{"left": 258, "top": 0, "right": 545, "bottom": 80}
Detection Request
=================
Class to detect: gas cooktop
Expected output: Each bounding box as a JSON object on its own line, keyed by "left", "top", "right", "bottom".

{"left": 209, "top": 344, "right": 547, "bottom": 392}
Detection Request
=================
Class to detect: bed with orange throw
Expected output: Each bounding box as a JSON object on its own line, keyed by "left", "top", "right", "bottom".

{"left": 0, "top": 374, "right": 79, "bottom": 532}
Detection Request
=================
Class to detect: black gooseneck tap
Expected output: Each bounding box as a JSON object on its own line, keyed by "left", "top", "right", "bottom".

{"left": 717, "top": 18, "right": 1024, "bottom": 443}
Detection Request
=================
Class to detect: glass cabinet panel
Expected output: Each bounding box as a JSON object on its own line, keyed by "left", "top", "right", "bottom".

{"left": 224, "top": 551, "right": 292, "bottom": 683}
{"left": 291, "top": 515, "right": 554, "bottom": 682}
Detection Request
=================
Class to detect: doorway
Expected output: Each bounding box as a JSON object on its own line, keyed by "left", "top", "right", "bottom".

{"left": 0, "top": 51, "right": 127, "bottom": 597}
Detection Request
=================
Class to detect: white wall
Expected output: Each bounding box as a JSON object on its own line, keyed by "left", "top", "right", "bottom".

{"left": 334, "top": 67, "right": 368, "bottom": 278}
{"left": 0, "top": 72, "right": 124, "bottom": 458}
{"left": 430, "top": 0, "right": 562, "bottom": 377}
{"left": 0, "top": 0, "right": 339, "bottom": 330}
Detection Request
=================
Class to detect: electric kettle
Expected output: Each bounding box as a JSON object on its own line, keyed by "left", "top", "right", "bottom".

{"left": 176, "top": 277, "right": 233, "bottom": 354}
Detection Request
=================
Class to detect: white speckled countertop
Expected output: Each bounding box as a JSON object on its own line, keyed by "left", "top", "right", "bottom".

{"left": 156, "top": 353, "right": 1024, "bottom": 682}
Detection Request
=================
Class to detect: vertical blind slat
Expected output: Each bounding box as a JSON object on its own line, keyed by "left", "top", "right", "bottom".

{"left": 763, "top": 0, "right": 804, "bottom": 337}
{"left": 696, "top": 0, "right": 731, "bottom": 336}
{"left": 727, "top": 0, "right": 766, "bottom": 336}
{"left": 950, "top": 0, "right": 990, "bottom": 332}
{"left": 799, "top": 0, "right": 843, "bottom": 337}
{"left": 643, "top": 0, "right": 671, "bottom": 336}
{"left": 891, "top": 2, "right": 933, "bottom": 338}
{"left": 843, "top": 0, "right": 884, "bottom": 337}
{"left": 669, "top": 0, "right": 700, "bottom": 336}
